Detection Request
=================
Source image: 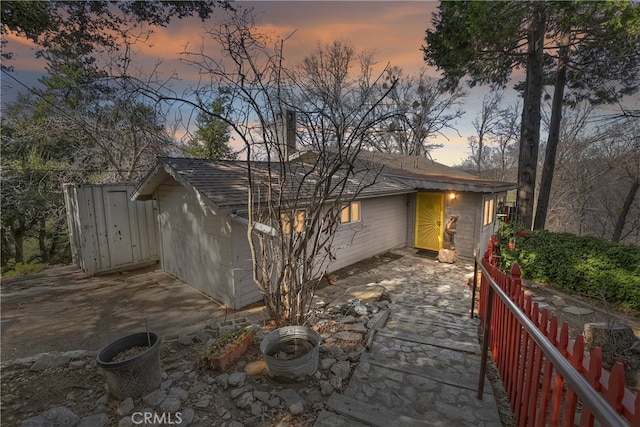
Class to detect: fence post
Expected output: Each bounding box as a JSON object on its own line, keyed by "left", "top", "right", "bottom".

{"left": 477, "top": 283, "right": 494, "bottom": 400}
{"left": 471, "top": 259, "right": 478, "bottom": 318}
{"left": 510, "top": 262, "right": 522, "bottom": 287}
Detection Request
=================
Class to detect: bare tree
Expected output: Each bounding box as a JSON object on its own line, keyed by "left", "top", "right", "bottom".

{"left": 137, "top": 11, "right": 398, "bottom": 324}
{"left": 598, "top": 119, "right": 640, "bottom": 242}
{"left": 467, "top": 92, "right": 503, "bottom": 175}
{"left": 460, "top": 100, "right": 520, "bottom": 182}
{"left": 369, "top": 67, "right": 465, "bottom": 157}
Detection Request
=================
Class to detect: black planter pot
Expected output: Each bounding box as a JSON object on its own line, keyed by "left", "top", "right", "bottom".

{"left": 96, "top": 332, "right": 162, "bottom": 400}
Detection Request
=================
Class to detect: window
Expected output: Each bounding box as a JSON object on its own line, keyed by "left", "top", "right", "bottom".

{"left": 281, "top": 210, "right": 306, "bottom": 234}
{"left": 483, "top": 197, "right": 495, "bottom": 227}
{"left": 340, "top": 201, "right": 361, "bottom": 224}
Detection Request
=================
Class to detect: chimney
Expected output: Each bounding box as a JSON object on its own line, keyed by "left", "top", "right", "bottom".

{"left": 276, "top": 110, "right": 296, "bottom": 160}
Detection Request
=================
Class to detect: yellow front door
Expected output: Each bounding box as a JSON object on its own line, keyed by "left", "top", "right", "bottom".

{"left": 415, "top": 192, "right": 444, "bottom": 251}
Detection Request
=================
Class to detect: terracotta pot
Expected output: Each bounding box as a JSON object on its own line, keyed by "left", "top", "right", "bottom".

{"left": 210, "top": 332, "right": 252, "bottom": 371}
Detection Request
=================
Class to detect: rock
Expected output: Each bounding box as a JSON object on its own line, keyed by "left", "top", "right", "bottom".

{"left": 253, "top": 390, "right": 271, "bottom": 403}
{"left": 189, "top": 383, "right": 205, "bottom": 395}
{"left": 215, "top": 373, "right": 229, "bottom": 389}
{"left": 334, "top": 331, "right": 363, "bottom": 342}
{"left": 217, "top": 406, "right": 232, "bottom": 420}
{"left": 168, "top": 387, "right": 189, "bottom": 402}
{"left": 160, "top": 396, "right": 182, "bottom": 413}
{"left": 305, "top": 389, "right": 324, "bottom": 404}
{"left": 118, "top": 417, "right": 133, "bottom": 427}
{"left": 331, "top": 361, "right": 351, "bottom": 381}
{"left": 29, "top": 353, "right": 71, "bottom": 371}
{"left": 228, "top": 421, "right": 244, "bottom": 427}
{"left": 325, "top": 345, "right": 345, "bottom": 358}
{"left": 235, "top": 391, "right": 255, "bottom": 408}
{"left": 228, "top": 372, "right": 247, "bottom": 387}
{"left": 278, "top": 388, "right": 305, "bottom": 415}
{"left": 169, "top": 371, "right": 184, "bottom": 381}
{"left": 319, "top": 380, "right": 334, "bottom": 396}
{"left": 375, "top": 300, "right": 390, "bottom": 309}
{"left": 339, "top": 315, "right": 357, "bottom": 324}
{"left": 289, "top": 401, "right": 304, "bottom": 415}
{"left": 178, "top": 335, "right": 193, "bottom": 345}
{"left": 345, "top": 323, "right": 367, "bottom": 333}
{"left": 95, "top": 393, "right": 108, "bottom": 408}
{"left": 329, "top": 375, "right": 343, "bottom": 392}
{"left": 21, "top": 406, "right": 79, "bottom": 427}
{"left": 69, "top": 360, "right": 86, "bottom": 369}
{"left": 266, "top": 398, "right": 281, "bottom": 408}
{"left": 118, "top": 397, "right": 135, "bottom": 416}
{"left": 63, "top": 350, "right": 93, "bottom": 359}
{"left": 194, "top": 329, "right": 217, "bottom": 343}
{"left": 178, "top": 408, "right": 195, "bottom": 426}
{"left": 143, "top": 389, "right": 167, "bottom": 407}
{"left": 244, "top": 360, "right": 267, "bottom": 376}
{"left": 194, "top": 394, "right": 212, "bottom": 408}
{"left": 348, "top": 348, "right": 364, "bottom": 362}
{"left": 245, "top": 324, "right": 263, "bottom": 334}
{"left": 564, "top": 306, "right": 594, "bottom": 316}
{"left": 78, "top": 413, "right": 109, "bottom": 427}
{"left": 584, "top": 322, "right": 638, "bottom": 353}
{"left": 632, "top": 341, "right": 640, "bottom": 354}
{"left": 230, "top": 385, "right": 254, "bottom": 399}
{"left": 321, "top": 358, "right": 337, "bottom": 370}
{"left": 437, "top": 249, "right": 458, "bottom": 263}
{"left": 250, "top": 402, "right": 263, "bottom": 416}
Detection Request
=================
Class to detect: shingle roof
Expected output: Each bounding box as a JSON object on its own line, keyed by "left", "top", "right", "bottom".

{"left": 348, "top": 151, "right": 516, "bottom": 193}
{"left": 132, "top": 157, "right": 414, "bottom": 210}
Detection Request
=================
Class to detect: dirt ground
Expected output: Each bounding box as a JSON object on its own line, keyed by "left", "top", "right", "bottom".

{"left": 0, "top": 264, "right": 265, "bottom": 361}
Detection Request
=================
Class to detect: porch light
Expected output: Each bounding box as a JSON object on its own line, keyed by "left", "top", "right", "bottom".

{"left": 448, "top": 192, "right": 457, "bottom": 201}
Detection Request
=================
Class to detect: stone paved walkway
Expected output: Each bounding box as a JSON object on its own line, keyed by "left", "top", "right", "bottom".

{"left": 315, "top": 249, "right": 502, "bottom": 426}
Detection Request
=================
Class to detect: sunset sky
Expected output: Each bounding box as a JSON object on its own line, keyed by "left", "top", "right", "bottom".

{"left": 1, "top": 1, "right": 520, "bottom": 166}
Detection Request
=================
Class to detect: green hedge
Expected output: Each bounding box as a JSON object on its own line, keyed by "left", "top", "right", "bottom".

{"left": 498, "top": 229, "right": 640, "bottom": 315}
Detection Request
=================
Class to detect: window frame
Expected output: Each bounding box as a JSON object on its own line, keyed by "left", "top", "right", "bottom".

{"left": 280, "top": 209, "right": 306, "bottom": 234}
{"left": 483, "top": 196, "right": 495, "bottom": 227}
{"left": 340, "top": 201, "right": 361, "bottom": 224}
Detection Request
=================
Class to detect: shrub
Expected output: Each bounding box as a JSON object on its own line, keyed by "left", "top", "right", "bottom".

{"left": 499, "top": 229, "right": 640, "bottom": 315}
{"left": 2, "top": 262, "right": 47, "bottom": 278}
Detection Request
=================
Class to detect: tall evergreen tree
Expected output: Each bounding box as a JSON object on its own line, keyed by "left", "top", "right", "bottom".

{"left": 183, "top": 96, "right": 235, "bottom": 160}
{"left": 424, "top": 1, "right": 640, "bottom": 229}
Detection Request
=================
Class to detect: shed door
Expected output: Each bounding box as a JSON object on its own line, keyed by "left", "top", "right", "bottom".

{"left": 415, "top": 192, "right": 444, "bottom": 251}
{"left": 105, "top": 191, "right": 134, "bottom": 266}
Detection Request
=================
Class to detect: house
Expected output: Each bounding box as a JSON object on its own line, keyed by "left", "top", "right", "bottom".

{"left": 131, "top": 154, "right": 515, "bottom": 309}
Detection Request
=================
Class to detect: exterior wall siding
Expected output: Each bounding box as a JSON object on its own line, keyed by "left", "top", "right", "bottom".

{"left": 477, "top": 192, "right": 507, "bottom": 256}
{"left": 157, "top": 183, "right": 234, "bottom": 306}
{"left": 63, "top": 183, "right": 158, "bottom": 275}
{"left": 330, "top": 194, "right": 408, "bottom": 272}
{"left": 230, "top": 221, "right": 263, "bottom": 309}
{"left": 228, "top": 194, "right": 409, "bottom": 308}
{"left": 444, "top": 192, "right": 481, "bottom": 258}
{"left": 406, "top": 193, "right": 416, "bottom": 248}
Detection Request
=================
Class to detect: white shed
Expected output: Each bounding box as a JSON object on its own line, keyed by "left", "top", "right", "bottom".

{"left": 63, "top": 183, "right": 159, "bottom": 275}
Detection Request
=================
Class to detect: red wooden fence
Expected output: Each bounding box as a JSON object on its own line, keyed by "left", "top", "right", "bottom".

{"left": 475, "top": 245, "right": 639, "bottom": 426}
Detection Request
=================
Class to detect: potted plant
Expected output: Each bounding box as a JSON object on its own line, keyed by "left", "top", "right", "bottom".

{"left": 200, "top": 328, "right": 253, "bottom": 371}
